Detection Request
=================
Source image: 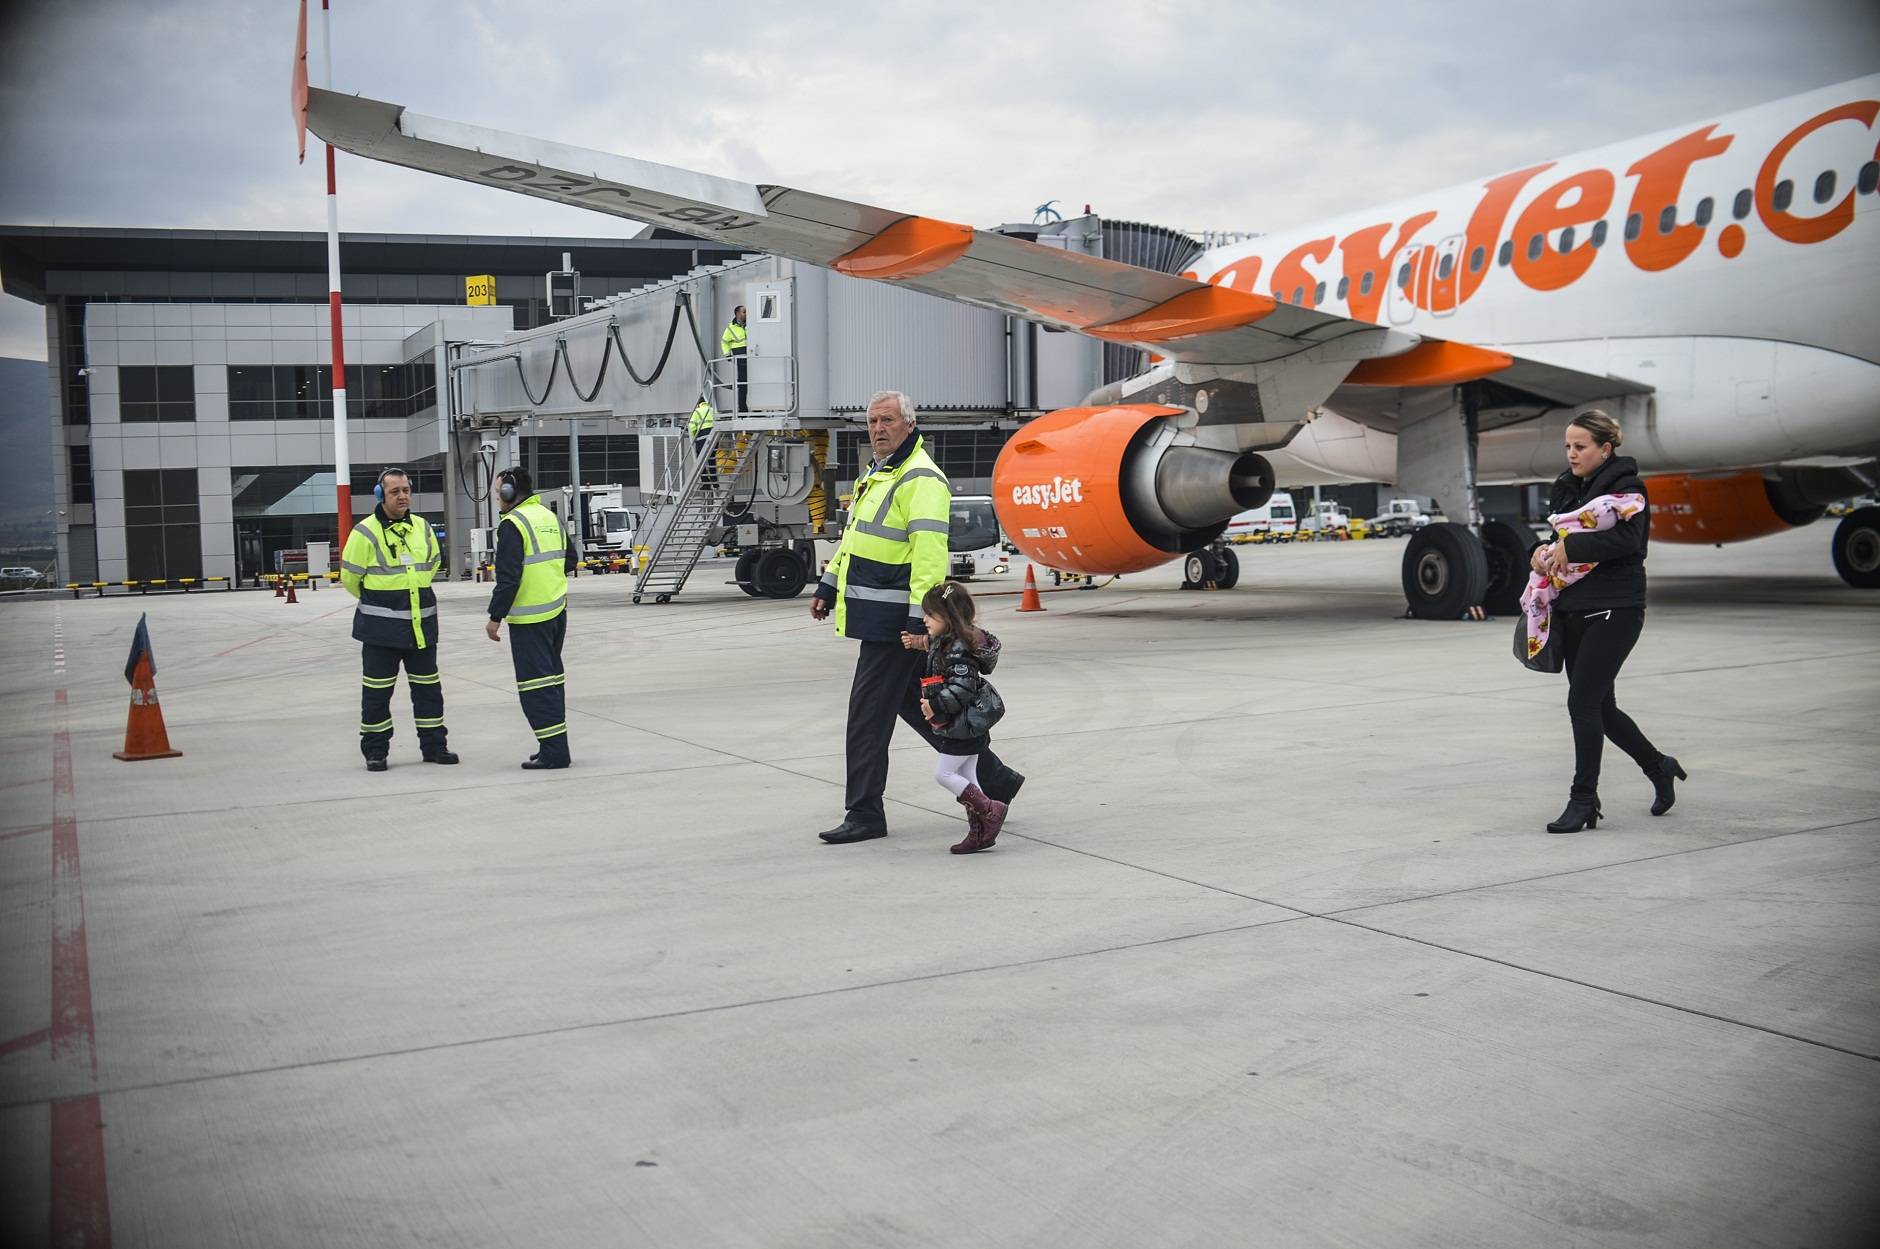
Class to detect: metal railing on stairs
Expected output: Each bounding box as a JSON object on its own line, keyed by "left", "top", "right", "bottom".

{"left": 632, "top": 429, "right": 761, "bottom": 603}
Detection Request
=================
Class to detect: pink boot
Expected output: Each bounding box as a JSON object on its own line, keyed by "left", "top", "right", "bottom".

{"left": 950, "top": 784, "right": 1008, "bottom": 853}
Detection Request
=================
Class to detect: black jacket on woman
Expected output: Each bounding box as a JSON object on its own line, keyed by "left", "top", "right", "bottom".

{"left": 1549, "top": 454, "right": 1650, "bottom": 612}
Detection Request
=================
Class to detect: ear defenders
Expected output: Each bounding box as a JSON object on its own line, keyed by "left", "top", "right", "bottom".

{"left": 497, "top": 468, "right": 529, "bottom": 503}
{"left": 374, "top": 467, "right": 406, "bottom": 503}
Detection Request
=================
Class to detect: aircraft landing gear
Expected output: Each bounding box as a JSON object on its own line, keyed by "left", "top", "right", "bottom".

{"left": 1401, "top": 523, "right": 1488, "bottom": 618}
{"left": 1478, "top": 518, "right": 1534, "bottom": 616}
{"left": 1180, "top": 544, "right": 1239, "bottom": 590}
{"left": 1832, "top": 506, "right": 1880, "bottom": 588}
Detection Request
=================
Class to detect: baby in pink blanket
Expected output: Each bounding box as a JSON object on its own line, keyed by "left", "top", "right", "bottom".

{"left": 1520, "top": 492, "right": 1648, "bottom": 658}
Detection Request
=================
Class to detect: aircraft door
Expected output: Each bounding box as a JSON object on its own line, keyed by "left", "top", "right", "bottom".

{"left": 1427, "top": 234, "right": 1465, "bottom": 317}
{"left": 745, "top": 282, "right": 795, "bottom": 413}
{"left": 1387, "top": 245, "right": 1426, "bottom": 326}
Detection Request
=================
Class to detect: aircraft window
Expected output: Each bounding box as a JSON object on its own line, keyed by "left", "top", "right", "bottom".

{"left": 1469, "top": 246, "right": 1484, "bottom": 272}
{"left": 1558, "top": 226, "right": 1575, "bottom": 253}
{"left": 1732, "top": 188, "right": 1752, "bottom": 219}
{"left": 1590, "top": 220, "right": 1608, "bottom": 248}
{"left": 1292, "top": 286, "right": 1305, "bottom": 304}
{"left": 1814, "top": 170, "right": 1836, "bottom": 203}
{"left": 1337, "top": 276, "right": 1350, "bottom": 301}
{"left": 1658, "top": 205, "right": 1677, "bottom": 234}
{"left": 1313, "top": 281, "right": 1326, "bottom": 305}
{"left": 1694, "top": 197, "right": 1713, "bottom": 226}
{"left": 1360, "top": 271, "right": 1375, "bottom": 296}
{"left": 1436, "top": 253, "right": 1453, "bottom": 281}
{"left": 1625, "top": 213, "right": 1642, "bottom": 241}
{"left": 1773, "top": 179, "right": 1793, "bottom": 211}
{"left": 1526, "top": 233, "right": 1543, "bottom": 261}
{"left": 1860, "top": 161, "right": 1879, "bottom": 194}
{"left": 1397, "top": 262, "right": 1411, "bottom": 288}
{"left": 1497, "top": 240, "right": 1513, "bottom": 266}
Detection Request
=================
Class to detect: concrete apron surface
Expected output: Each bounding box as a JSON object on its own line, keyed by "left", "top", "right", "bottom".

{"left": 0, "top": 524, "right": 1875, "bottom": 1248}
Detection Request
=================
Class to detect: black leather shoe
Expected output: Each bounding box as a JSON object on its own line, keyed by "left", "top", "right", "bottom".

{"left": 1648, "top": 756, "right": 1687, "bottom": 816}
{"left": 365, "top": 757, "right": 389, "bottom": 773}
{"left": 1546, "top": 794, "right": 1602, "bottom": 834}
{"left": 521, "top": 757, "right": 570, "bottom": 770}
{"left": 423, "top": 750, "right": 460, "bottom": 765}
{"left": 818, "top": 821, "right": 886, "bottom": 844}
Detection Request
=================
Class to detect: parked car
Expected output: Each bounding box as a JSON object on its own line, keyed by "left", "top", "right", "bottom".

{"left": 0, "top": 565, "right": 43, "bottom": 583}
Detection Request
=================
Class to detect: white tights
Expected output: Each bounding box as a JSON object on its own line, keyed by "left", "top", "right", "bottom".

{"left": 934, "top": 752, "right": 980, "bottom": 799}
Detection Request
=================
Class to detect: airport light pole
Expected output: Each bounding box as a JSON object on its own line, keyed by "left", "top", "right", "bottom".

{"left": 321, "top": 0, "right": 352, "bottom": 550}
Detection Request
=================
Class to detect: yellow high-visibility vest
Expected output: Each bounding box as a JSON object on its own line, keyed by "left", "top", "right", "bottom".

{"left": 689, "top": 399, "right": 716, "bottom": 438}
{"left": 341, "top": 510, "right": 441, "bottom": 648}
{"left": 500, "top": 496, "right": 568, "bottom": 625}
{"left": 721, "top": 320, "right": 747, "bottom": 355}
{"left": 819, "top": 436, "right": 950, "bottom": 640}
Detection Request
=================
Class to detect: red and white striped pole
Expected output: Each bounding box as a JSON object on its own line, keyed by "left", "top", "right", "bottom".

{"left": 321, "top": 0, "right": 352, "bottom": 543}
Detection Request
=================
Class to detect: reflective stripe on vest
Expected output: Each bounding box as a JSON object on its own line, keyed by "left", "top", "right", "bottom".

{"left": 501, "top": 496, "right": 568, "bottom": 625}
{"left": 827, "top": 438, "right": 950, "bottom": 637}
{"left": 345, "top": 511, "right": 440, "bottom": 648}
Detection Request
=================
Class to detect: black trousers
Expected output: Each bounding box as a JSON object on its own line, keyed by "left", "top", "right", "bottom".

{"left": 731, "top": 348, "right": 748, "bottom": 412}
{"left": 509, "top": 613, "right": 570, "bottom": 763}
{"left": 360, "top": 642, "right": 445, "bottom": 759}
{"left": 1559, "top": 607, "right": 1661, "bottom": 797}
{"left": 845, "top": 640, "right": 1018, "bottom": 829}
{"left": 693, "top": 434, "right": 717, "bottom": 488}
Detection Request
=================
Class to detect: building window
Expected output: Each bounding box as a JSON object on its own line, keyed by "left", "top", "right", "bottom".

{"left": 916, "top": 430, "right": 1007, "bottom": 483}
{"left": 348, "top": 465, "right": 446, "bottom": 499}
{"left": 228, "top": 361, "right": 439, "bottom": 421}
{"left": 526, "top": 434, "right": 643, "bottom": 491}
{"left": 123, "top": 468, "right": 202, "bottom": 580}
{"left": 69, "top": 444, "right": 94, "bottom": 505}
{"left": 61, "top": 299, "right": 90, "bottom": 425}
{"left": 1733, "top": 188, "right": 1753, "bottom": 219}
{"left": 119, "top": 365, "right": 196, "bottom": 422}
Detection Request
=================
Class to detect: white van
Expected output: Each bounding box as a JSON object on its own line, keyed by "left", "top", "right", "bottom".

{"left": 1224, "top": 492, "right": 1297, "bottom": 541}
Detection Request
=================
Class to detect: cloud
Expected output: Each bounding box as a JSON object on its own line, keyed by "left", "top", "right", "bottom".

{"left": 1, "top": 0, "right": 1876, "bottom": 358}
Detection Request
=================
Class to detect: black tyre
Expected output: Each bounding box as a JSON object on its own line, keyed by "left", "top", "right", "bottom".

{"left": 734, "top": 549, "right": 762, "bottom": 597}
{"left": 1402, "top": 522, "right": 1488, "bottom": 619}
{"left": 1214, "top": 547, "right": 1240, "bottom": 590}
{"left": 1832, "top": 506, "right": 1880, "bottom": 589}
{"left": 1181, "top": 549, "right": 1217, "bottom": 589}
{"left": 756, "top": 548, "right": 808, "bottom": 598}
{"left": 1479, "top": 519, "right": 1533, "bottom": 616}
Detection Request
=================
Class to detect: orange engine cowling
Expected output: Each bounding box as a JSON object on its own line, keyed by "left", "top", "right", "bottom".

{"left": 991, "top": 405, "right": 1276, "bottom": 574}
{"left": 1644, "top": 471, "right": 1821, "bottom": 544}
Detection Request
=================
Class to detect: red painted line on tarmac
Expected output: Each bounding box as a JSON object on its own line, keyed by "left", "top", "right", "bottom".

{"left": 50, "top": 1095, "right": 112, "bottom": 1249}
{"left": 213, "top": 632, "right": 283, "bottom": 658}
{"left": 48, "top": 695, "right": 112, "bottom": 1245}
{"left": 55, "top": 689, "right": 68, "bottom": 705}
{"left": 0, "top": 1025, "right": 49, "bottom": 1056}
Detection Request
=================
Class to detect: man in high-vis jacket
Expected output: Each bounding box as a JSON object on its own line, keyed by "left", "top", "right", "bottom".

{"left": 688, "top": 395, "right": 717, "bottom": 487}
{"left": 809, "top": 390, "right": 1024, "bottom": 844}
{"left": 485, "top": 468, "right": 577, "bottom": 770}
{"left": 720, "top": 304, "right": 748, "bottom": 412}
{"left": 340, "top": 467, "right": 457, "bottom": 772}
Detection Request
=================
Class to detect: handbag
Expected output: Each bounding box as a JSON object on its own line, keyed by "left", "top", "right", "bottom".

{"left": 937, "top": 678, "right": 1005, "bottom": 739}
{"left": 1513, "top": 613, "right": 1562, "bottom": 673}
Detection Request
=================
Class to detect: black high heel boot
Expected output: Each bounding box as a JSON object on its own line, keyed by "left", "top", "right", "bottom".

{"left": 1648, "top": 756, "right": 1687, "bottom": 816}
{"left": 1547, "top": 794, "right": 1602, "bottom": 834}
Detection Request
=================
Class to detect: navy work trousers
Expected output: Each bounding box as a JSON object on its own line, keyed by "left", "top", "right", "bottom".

{"left": 360, "top": 642, "right": 446, "bottom": 760}
{"left": 509, "top": 613, "right": 570, "bottom": 764}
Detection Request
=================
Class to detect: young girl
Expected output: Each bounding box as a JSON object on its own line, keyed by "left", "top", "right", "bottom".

{"left": 909, "top": 580, "right": 1008, "bottom": 854}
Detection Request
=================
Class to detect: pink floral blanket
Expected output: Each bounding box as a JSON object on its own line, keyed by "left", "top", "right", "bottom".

{"left": 1519, "top": 492, "right": 1647, "bottom": 658}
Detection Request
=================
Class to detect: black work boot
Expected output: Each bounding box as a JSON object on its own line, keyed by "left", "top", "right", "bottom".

{"left": 365, "top": 757, "right": 389, "bottom": 773}
{"left": 1647, "top": 756, "right": 1687, "bottom": 816}
{"left": 423, "top": 749, "right": 460, "bottom": 765}
{"left": 819, "top": 820, "right": 886, "bottom": 844}
{"left": 1546, "top": 792, "right": 1602, "bottom": 834}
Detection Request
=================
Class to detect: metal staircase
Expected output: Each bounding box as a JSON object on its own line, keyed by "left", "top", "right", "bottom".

{"left": 632, "top": 429, "right": 761, "bottom": 603}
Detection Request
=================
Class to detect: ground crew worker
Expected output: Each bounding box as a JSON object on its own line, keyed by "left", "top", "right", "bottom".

{"left": 340, "top": 467, "right": 457, "bottom": 772}
{"left": 485, "top": 467, "right": 576, "bottom": 769}
{"left": 689, "top": 395, "right": 718, "bottom": 487}
{"left": 721, "top": 304, "right": 748, "bottom": 412}
{"left": 809, "top": 390, "right": 1024, "bottom": 844}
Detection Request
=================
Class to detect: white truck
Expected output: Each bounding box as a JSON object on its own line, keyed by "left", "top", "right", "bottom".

{"left": 572, "top": 484, "right": 640, "bottom": 555}
{"left": 1223, "top": 491, "right": 1298, "bottom": 540}
{"left": 948, "top": 495, "right": 1010, "bottom": 579}
{"left": 1370, "top": 497, "right": 1440, "bottom": 537}
{"left": 1300, "top": 501, "right": 1353, "bottom": 535}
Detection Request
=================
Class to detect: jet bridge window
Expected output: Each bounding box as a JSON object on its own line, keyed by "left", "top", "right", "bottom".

{"left": 1624, "top": 213, "right": 1642, "bottom": 241}
{"left": 1814, "top": 171, "right": 1837, "bottom": 204}
{"left": 1732, "top": 188, "right": 1753, "bottom": 219}
{"left": 1694, "top": 197, "right": 1714, "bottom": 227}
{"left": 1772, "top": 179, "right": 1794, "bottom": 212}
{"left": 1859, "top": 161, "right": 1879, "bottom": 195}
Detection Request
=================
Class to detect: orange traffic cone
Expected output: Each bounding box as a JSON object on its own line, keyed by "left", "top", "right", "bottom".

{"left": 273, "top": 575, "right": 285, "bottom": 598}
{"left": 114, "top": 653, "right": 182, "bottom": 762}
{"left": 1017, "top": 565, "right": 1046, "bottom": 612}
{"left": 284, "top": 578, "right": 299, "bottom": 604}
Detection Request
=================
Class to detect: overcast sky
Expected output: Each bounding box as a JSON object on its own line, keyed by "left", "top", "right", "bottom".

{"left": 2, "top": 0, "right": 1876, "bottom": 360}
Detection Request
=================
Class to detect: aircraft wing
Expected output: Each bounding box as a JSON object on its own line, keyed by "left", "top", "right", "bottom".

{"left": 307, "top": 87, "right": 1648, "bottom": 404}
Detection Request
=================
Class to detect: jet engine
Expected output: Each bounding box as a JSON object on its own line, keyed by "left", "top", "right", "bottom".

{"left": 991, "top": 405, "right": 1275, "bottom": 574}
{"left": 1645, "top": 467, "right": 1870, "bottom": 544}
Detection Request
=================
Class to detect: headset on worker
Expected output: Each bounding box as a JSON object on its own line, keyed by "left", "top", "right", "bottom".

{"left": 373, "top": 467, "right": 408, "bottom": 503}
{"left": 495, "top": 467, "right": 533, "bottom": 505}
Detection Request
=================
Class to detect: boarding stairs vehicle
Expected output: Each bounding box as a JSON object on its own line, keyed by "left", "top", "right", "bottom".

{"left": 632, "top": 429, "right": 765, "bottom": 604}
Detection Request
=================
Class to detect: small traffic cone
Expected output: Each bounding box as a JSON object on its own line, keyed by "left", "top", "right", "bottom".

{"left": 273, "top": 575, "right": 285, "bottom": 598}
{"left": 113, "top": 654, "right": 182, "bottom": 762}
{"left": 284, "top": 578, "right": 299, "bottom": 604}
{"left": 1017, "top": 565, "right": 1046, "bottom": 612}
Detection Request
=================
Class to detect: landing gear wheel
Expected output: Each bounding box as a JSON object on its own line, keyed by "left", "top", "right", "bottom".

{"left": 1402, "top": 522, "right": 1489, "bottom": 619}
{"left": 734, "top": 549, "right": 762, "bottom": 597}
{"left": 755, "top": 548, "right": 808, "bottom": 599}
{"left": 1181, "top": 549, "right": 1219, "bottom": 590}
{"left": 1832, "top": 506, "right": 1880, "bottom": 588}
{"left": 1478, "top": 519, "right": 1532, "bottom": 616}
{"left": 1214, "top": 547, "right": 1240, "bottom": 590}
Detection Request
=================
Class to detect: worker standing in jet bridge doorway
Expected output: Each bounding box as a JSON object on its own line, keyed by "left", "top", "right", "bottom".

{"left": 485, "top": 467, "right": 577, "bottom": 770}
{"left": 721, "top": 304, "right": 748, "bottom": 412}
{"left": 341, "top": 467, "right": 458, "bottom": 773}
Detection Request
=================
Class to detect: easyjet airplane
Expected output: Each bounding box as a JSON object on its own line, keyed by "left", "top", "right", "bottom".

{"left": 304, "top": 74, "right": 1880, "bottom": 614}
